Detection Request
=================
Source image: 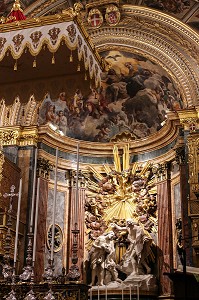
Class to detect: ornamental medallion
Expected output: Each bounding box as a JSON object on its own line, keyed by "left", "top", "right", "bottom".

{"left": 88, "top": 8, "right": 103, "bottom": 28}
{"left": 105, "top": 5, "right": 120, "bottom": 26}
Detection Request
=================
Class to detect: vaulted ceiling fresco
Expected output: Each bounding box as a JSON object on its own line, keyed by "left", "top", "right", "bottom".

{"left": 39, "top": 51, "right": 182, "bottom": 142}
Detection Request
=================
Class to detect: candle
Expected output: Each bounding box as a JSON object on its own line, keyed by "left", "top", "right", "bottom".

{"left": 51, "top": 147, "right": 59, "bottom": 261}
{"left": 32, "top": 177, "right": 40, "bottom": 263}
{"left": 98, "top": 285, "right": 100, "bottom": 300}
{"left": 78, "top": 289, "right": 80, "bottom": 300}
{"left": 129, "top": 285, "right": 131, "bottom": 300}
{"left": 14, "top": 178, "right": 22, "bottom": 263}
{"left": 137, "top": 284, "right": 139, "bottom": 300}
{"left": 75, "top": 143, "right": 80, "bottom": 224}
{"left": 30, "top": 147, "right": 38, "bottom": 230}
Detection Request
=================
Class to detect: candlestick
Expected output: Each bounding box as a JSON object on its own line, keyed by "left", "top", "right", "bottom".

{"left": 137, "top": 284, "right": 139, "bottom": 300}
{"left": 78, "top": 289, "right": 80, "bottom": 300}
{"left": 30, "top": 147, "right": 38, "bottom": 230}
{"left": 90, "top": 287, "right": 92, "bottom": 300}
{"left": 75, "top": 143, "right": 80, "bottom": 224}
{"left": 98, "top": 285, "right": 100, "bottom": 300}
{"left": 51, "top": 147, "right": 58, "bottom": 262}
{"left": 14, "top": 178, "right": 22, "bottom": 263}
{"left": 32, "top": 177, "right": 40, "bottom": 263}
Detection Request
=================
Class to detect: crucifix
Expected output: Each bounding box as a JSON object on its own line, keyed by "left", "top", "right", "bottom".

{"left": 4, "top": 184, "right": 19, "bottom": 214}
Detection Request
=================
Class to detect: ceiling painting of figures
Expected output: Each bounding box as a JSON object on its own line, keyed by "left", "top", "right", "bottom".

{"left": 39, "top": 50, "right": 183, "bottom": 143}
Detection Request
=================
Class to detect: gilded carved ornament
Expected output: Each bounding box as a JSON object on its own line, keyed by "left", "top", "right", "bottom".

{"left": 0, "top": 129, "right": 19, "bottom": 146}
{"left": 177, "top": 109, "right": 199, "bottom": 131}
{"left": 187, "top": 137, "right": 198, "bottom": 185}
{"left": 0, "top": 127, "right": 38, "bottom": 147}
{"left": 85, "top": 145, "right": 158, "bottom": 258}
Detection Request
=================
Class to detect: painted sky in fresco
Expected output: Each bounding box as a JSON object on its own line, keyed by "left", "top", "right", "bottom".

{"left": 39, "top": 51, "right": 183, "bottom": 142}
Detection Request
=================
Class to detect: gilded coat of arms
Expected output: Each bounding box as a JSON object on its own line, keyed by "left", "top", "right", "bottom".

{"left": 105, "top": 5, "right": 120, "bottom": 26}
{"left": 87, "top": 8, "right": 103, "bottom": 28}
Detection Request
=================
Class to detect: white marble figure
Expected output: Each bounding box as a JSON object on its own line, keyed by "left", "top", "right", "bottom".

{"left": 111, "top": 219, "right": 152, "bottom": 276}
{"left": 89, "top": 231, "right": 118, "bottom": 286}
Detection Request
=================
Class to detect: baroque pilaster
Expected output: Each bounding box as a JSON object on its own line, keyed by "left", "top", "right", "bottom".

{"left": 156, "top": 162, "right": 174, "bottom": 296}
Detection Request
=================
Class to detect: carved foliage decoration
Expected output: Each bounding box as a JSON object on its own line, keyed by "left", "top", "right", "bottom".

{"left": 0, "top": 129, "right": 19, "bottom": 145}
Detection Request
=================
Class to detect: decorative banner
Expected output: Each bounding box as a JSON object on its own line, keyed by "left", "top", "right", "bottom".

{"left": 105, "top": 5, "right": 120, "bottom": 26}
{"left": 0, "top": 21, "right": 102, "bottom": 86}
{"left": 87, "top": 8, "right": 103, "bottom": 28}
